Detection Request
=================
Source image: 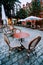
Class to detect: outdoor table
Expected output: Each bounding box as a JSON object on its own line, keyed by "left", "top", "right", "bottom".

{"left": 13, "top": 32, "right": 30, "bottom": 43}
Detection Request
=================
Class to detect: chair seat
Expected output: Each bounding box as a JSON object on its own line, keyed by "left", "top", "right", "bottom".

{"left": 21, "top": 35, "right": 41, "bottom": 49}
{"left": 7, "top": 31, "right": 12, "bottom": 34}
{"left": 9, "top": 40, "right": 21, "bottom": 48}
{"left": 30, "top": 46, "right": 34, "bottom": 50}
{"left": 3, "top": 27, "right": 12, "bottom": 34}
{"left": 16, "top": 29, "right": 21, "bottom": 33}
{"left": 21, "top": 41, "right": 28, "bottom": 49}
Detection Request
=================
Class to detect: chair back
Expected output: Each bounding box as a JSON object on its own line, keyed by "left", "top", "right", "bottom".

{"left": 4, "top": 34, "right": 10, "bottom": 47}
{"left": 13, "top": 28, "right": 21, "bottom": 33}
{"left": 16, "top": 29, "right": 21, "bottom": 33}
{"left": 29, "top": 36, "right": 41, "bottom": 50}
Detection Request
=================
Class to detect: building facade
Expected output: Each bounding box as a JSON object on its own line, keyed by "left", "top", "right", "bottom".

{"left": 14, "top": 2, "right": 21, "bottom": 16}
{"left": 40, "top": 0, "right": 43, "bottom": 17}
{"left": 22, "top": 2, "right": 32, "bottom": 16}
{"left": 32, "top": 0, "right": 43, "bottom": 18}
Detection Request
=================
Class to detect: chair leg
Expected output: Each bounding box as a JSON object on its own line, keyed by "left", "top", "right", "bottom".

{"left": 17, "top": 45, "right": 25, "bottom": 52}
{"left": 31, "top": 49, "right": 37, "bottom": 56}
{"left": 8, "top": 49, "right": 11, "bottom": 59}
{"left": 26, "top": 50, "right": 30, "bottom": 57}
{"left": 27, "top": 53, "right": 30, "bottom": 57}
{"left": 9, "top": 47, "right": 12, "bottom": 51}
{"left": 17, "top": 47, "right": 22, "bottom": 52}
{"left": 27, "top": 50, "right": 31, "bottom": 54}
{"left": 26, "top": 51, "right": 30, "bottom": 62}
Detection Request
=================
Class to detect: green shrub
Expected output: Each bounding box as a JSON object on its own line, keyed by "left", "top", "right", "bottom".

{"left": 26, "top": 22, "right": 31, "bottom": 25}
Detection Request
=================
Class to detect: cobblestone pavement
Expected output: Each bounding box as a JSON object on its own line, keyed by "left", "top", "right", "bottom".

{"left": 0, "top": 26, "right": 43, "bottom": 65}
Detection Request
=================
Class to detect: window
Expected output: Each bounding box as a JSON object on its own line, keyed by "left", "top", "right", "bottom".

{"left": 42, "top": 0, "right": 43, "bottom": 2}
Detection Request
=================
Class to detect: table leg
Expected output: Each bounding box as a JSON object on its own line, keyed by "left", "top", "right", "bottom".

{"left": 21, "top": 38, "right": 24, "bottom": 42}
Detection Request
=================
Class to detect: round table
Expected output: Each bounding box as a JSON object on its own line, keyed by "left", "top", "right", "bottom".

{"left": 13, "top": 32, "right": 29, "bottom": 38}
{"left": 13, "top": 32, "right": 30, "bottom": 42}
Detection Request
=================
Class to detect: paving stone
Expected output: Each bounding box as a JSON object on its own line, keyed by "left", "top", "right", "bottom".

{"left": 18, "top": 54, "right": 22, "bottom": 59}
{"left": 40, "top": 55, "right": 43, "bottom": 60}
{"left": 13, "top": 62, "right": 18, "bottom": 65}
{"left": 0, "top": 26, "right": 43, "bottom": 65}
{"left": 12, "top": 56, "right": 17, "bottom": 63}
{"left": 5, "top": 60, "right": 12, "bottom": 65}
{"left": 0, "top": 54, "right": 5, "bottom": 60}
{"left": 25, "top": 61, "right": 30, "bottom": 65}
{"left": 2, "top": 57, "right": 9, "bottom": 64}
{"left": 0, "top": 61, "right": 1, "bottom": 64}
{"left": 34, "top": 61, "right": 40, "bottom": 65}
{"left": 38, "top": 58, "right": 42, "bottom": 63}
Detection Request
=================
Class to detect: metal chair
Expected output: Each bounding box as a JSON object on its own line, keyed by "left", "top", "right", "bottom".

{"left": 3, "top": 26, "right": 13, "bottom": 37}
{"left": 13, "top": 28, "right": 21, "bottom": 33}
{"left": 27, "top": 36, "right": 41, "bottom": 57}
{"left": 21, "top": 36, "right": 41, "bottom": 55}
{"left": 4, "top": 34, "right": 21, "bottom": 51}
{"left": 28, "top": 36, "right": 41, "bottom": 52}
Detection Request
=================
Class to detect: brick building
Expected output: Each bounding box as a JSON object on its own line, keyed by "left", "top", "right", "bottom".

{"left": 40, "top": 0, "right": 43, "bottom": 18}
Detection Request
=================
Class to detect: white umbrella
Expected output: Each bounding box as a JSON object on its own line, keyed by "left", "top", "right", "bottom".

{"left": 24, "top": 16, "right": 43, "bottom": 21}
{"left": 2, "top": 4, "right": 6, "bottom": 20}
{"left": 18, "top": 19, "right": 26, "bottom": 22}
{"left": 2, "top": 4, "right": 8, "bottom": 24}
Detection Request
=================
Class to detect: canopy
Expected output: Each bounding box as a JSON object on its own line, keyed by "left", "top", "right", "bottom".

{"left": 24, "top": 16, "right": 43, "bottom": 21}
{"left": 2, "top": 4, "right": 8, "bottom": 24}
{"left": 18, "top": 16, "right": 43, "bottom": 24}
{"left": 18, "top": 19, "right": 25, "bottom": 22}
{"left": 2, "top": 4, "right": 7, "bottom": 20}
